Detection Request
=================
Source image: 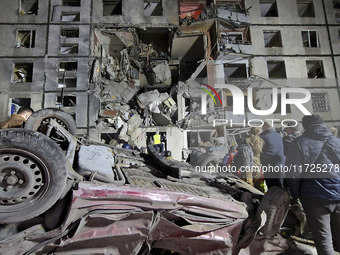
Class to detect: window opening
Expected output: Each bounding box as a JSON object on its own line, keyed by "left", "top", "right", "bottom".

{"left": 57, "top": 95, "right": 76, "bottom": 107}
{"left": 19, "top": 0, "right": 38, "bottom": 15}
{"left": 60, "top": 44, "right": 79, "bottom": 54}
{"left": 58, "top": 61, "right": 78, "bottom": 71}
{"left": 144, "top": 0, "right": 163, "bottom": 16}
{"left": 61, "top": 28, "right": 79, "bottom": 38}
{"left": 103, "top": 0, "right": 122, "bottom": 16}
{"left": 224, "top": 64, "right": 247, "bottom": 80}
{"left": 8, "top": 98, "right": 31, "bottom": 117}
{"left": 13, "top": 63, "right": 33, "bottom": 83}
{"left": 306, "top": 61, "right": 325, "bottom": 78}
{"left": 267, "top": 61, "right": 287, "bottom": 78}
{"left": 301, "top": 30, "right": 318, "bottom": 47}
{"left": 297, "top": 1, "right": 315, "bottom": 17}
{"left": 260, "top": 1, "right": 278, "bottom": 17}
{"left": 16, "top": 30, "right": 36, "bottom": 48}
{"left": 58, "top": 78, "right": 77, "bottom": 88}
{"left": 61, "top": 12, "right": 80, "bottom": 21}
{"left": 63, "top": 0, "right": 81, "bottom": 6}
{"left": 263, "top": 31, "right": 282, "bottom": 47}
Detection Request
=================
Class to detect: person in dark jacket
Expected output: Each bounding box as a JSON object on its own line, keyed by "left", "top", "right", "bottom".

{"left": 286, "top": 114, "right": 340, "bottom": 255}
{"left": 260, "top": 121, "right": 286, "bottom": 188}
{"left": 282, "top": 121, "right": 301, "bottom": 156}
{"left": 0, "top": 106, "right": 34, "bottom": 129}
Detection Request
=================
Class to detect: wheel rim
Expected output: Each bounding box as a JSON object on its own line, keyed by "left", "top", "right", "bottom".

{"left": 0, "top": 149, "right": 50, "bottom": 212}
{"left": 35, "top": 117, "right": 70, "bottom": 139}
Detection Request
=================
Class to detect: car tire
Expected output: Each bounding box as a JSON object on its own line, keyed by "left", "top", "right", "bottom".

{"left": 255, "top": 186, "right": 290, "bottom": 237}
{"left": 195, "top": 153, "right": 220, "bottom": 168}
{"left": 0, "top": 129, "right": 68, "bottom": 224}
{"left": 25, "top": 108, "right": 77, "bottom": 136}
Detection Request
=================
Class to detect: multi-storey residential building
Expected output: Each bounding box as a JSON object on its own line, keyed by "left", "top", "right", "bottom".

{"left": 0, "top": 0, "right": 339, "bottom": 161}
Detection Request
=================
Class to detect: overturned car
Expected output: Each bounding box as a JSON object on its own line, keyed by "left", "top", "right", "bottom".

{"left": 0, "top": 109, "right": 291, "bottom": 255}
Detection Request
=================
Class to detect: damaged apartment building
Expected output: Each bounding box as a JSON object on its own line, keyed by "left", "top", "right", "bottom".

{"left": 0, "top": 0, "right": 340, "bottom": 161}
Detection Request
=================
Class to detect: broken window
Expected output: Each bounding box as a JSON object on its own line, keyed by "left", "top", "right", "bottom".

{"left": 58, "top": 78, "right": 77, "bottom": 88}
{"left": 267, "top": 61, "right": 287, "bottom": 78}
{"left": 16, "top": 30, "right": 36, "bottom": 48}
{"left": 222, "top": 32, "right": 243, "bottom": 44}
{"left": 144, "top": 0, "right": 163, "bottom": 16}
{"left": 224, "top": 64, "right": 247, "bottom": 80}
{"left": 103, "top": 0, "right": 122, "bottom": 16}
{"left": 58, "top": 61, "right": 78, "bottom": 71}
{"left": 57, "top": 95, "right": 76, "bottom": 107}
{"left": 306, "top": 61, "right": 325, "bottom": 78}
{"left": 19, "top": 0, "right": 38, "bottom": 15}
{"left": 63, "top": 0, "right": 81, "bottom": 6}
{"left": 301, "top": 30, "right": 318, "bottom": 47}
{"left": 61, "top": 28, "right": 79, "bottom": 38}
{"left": 297, "top": 1, "right": 315, "bottom": 17}
{"left": 8, "top": 98, "right": 31, "bottom": 117}
{"left": 61, "top": 12, "right": 80, "bottom": 21}
{"left": 13, "top": 63, "right": 33, "bottom": 83}
{"left": 260, "top": 1, "right": 278, "bottom": 17}
{"left": 60, "top": 44, "right": 79, "bottom": 54}
{"left": 263, "top": 31, "right": 282, "bottom": 47}
{"left": 311, "top": 93, "right": 329, "bottom": 112}
{"left": 334, "top": 1, "right": 340, "bottom": 8}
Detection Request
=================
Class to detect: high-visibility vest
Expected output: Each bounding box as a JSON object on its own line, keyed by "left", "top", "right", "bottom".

{"left": 153, "top": 134, "right": 161, "bottom": 144}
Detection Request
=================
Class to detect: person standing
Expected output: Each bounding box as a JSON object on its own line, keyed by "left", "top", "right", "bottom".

{"left": 260, "top": 121, "right": 286, "bottom": 189}
{"left": 0, "top": 106, "right": 34, "bottom": 129}
{"left": 245, "top": 127, "right": 264, "bottom": 190}
{"left": 282, "top": 121, "right": 301, "bottom": 156}
{"left": 286, "top": 114, "right": 340, "bottom": 255}
{"left": 153, "top": 131, "right": 163, "bottom": 153}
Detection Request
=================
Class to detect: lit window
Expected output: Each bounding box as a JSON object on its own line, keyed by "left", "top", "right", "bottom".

{"left": 306, "top": 61, "right": 325, "bottom": 78}
{"left": 267, "top": 61, "right": 287, "bottom": 78}
{"left": 301, "top": 30, "right": 319, "bottom": 47}
{"left": 263, "top": 31, "right": 282, "bottom": 47}
{"left": 13, "top": 63, "right": 33, "bottom": 83}
{"left": 16, "top": 30, "right": 36, "bottom": 48}
{"left": 260, "top": 0, "right": 278, "bottom": 17}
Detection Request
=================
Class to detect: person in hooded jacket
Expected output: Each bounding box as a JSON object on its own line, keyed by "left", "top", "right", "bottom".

{"left": 286, "top": 114, "right": 340, "bottom": 255}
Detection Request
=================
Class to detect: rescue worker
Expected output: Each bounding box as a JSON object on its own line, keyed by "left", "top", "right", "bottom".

{"left": 153, "top": 131, "right": 163, "bottom": 153}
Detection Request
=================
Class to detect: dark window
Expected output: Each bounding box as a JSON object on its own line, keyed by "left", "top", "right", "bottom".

{"left": 260, "top": 1, "right": 278, "bottom": 17}
{"left": 103, "top": 0, "right": 122, "bottom": 16}
{"left": 57, "top": 96, "right": 76, "bottom": 106}
{"left": 63, "top": 0, "right": 81, "bottom": 6}
{"left": 263, "top": 31, "right": 282, "bottom": 47}
{"left": 297, "top": 1, "right": 315, "bottom": 17}
{"left": 58, "top": 61, "right": 78, "bottom": 71}
{"left": 267, "top": 61, "right": 287, "bottom": 78}
{"left": 334, "top": 1, "right": 340, "bottom": 8}
{"left": 224, "top": 64, "right": 247, "bottom": 80}
{"left": 13, "top": 63, "right": 33, "bottom": 83}
{"left": 58, "top": 78, "right": 77, "bottom": 88}
{"left": 16, "top": 30, "right": 36, "bottom": 48}
{"left": 301, "top": 31, "right": 318, "bottom": 47}
{"left": 19, "top": 0, "right": 38, "bottom": 15}
{"left": 61, "top": 28, "right": 79, "bottom": 38}
{"left": 306, "top": 61, "right": 325, "bottom": 78}
{"left": 144, "top": 0, "right": 163, "bottom": 16}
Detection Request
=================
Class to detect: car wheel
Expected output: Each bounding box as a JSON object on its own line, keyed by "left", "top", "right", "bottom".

{"left": 0, "top": 129, "right": 67, "bottom": 224}
{"left": 255, "top": 186, "right": 290, "bottom": 237}
{"left": 195, "top": 153, "right": 220, "bottom": 168}
{"left": 25, "top": 108, "right": 77, "bottom": 136}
